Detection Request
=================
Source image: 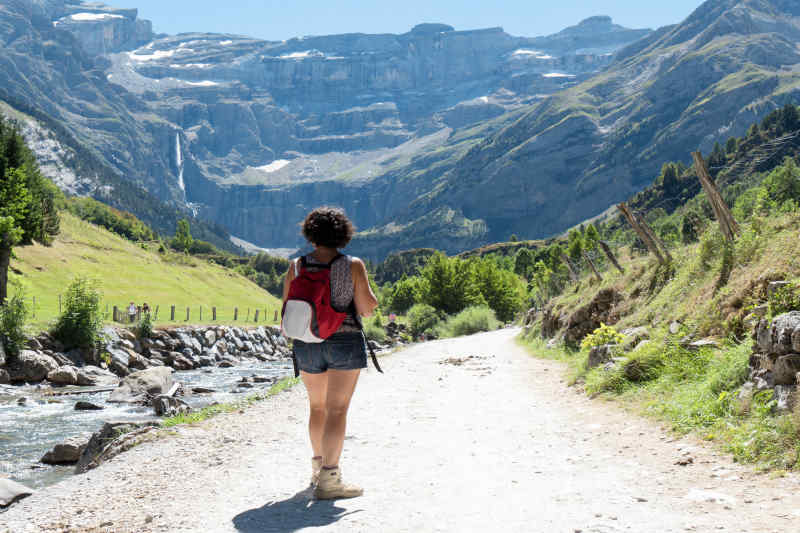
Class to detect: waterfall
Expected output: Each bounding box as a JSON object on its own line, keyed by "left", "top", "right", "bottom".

{"left": 175, "top": 132, "right": 185, "bottom": 193}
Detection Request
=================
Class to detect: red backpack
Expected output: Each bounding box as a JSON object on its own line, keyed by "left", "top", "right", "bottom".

{"left": 281, "top": 254, "right": 347, "bottom": 343}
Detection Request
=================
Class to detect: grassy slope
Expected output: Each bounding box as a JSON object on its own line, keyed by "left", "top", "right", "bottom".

{"left": 522, "top": 211, "right": 800, "bottom": 470}
{"left": 9, "top": 213, "right": 281, "bottom": 329}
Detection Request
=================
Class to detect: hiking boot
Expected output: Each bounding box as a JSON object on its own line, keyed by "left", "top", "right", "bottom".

{"left": 313, "top": 466, "right": 363, "bottom": 500}
{"left": 311, "top": 457, "right": 322, "bottom": 486}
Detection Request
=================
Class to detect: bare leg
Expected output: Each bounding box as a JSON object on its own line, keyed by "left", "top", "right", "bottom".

{"left": 322, "top": 369, "right": 361, "bottom": 467}
{"left": 301, "top": 371, "right": 328, "bottom": 458}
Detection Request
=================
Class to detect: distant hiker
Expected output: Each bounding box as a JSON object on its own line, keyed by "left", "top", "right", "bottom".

{"left": 389, "top": 313, "right": 397, "bottom": 323}
{"left": 142, "top": 302, "right": 151, "bottom": 316}
{"left": 282, "top": 207, "right": 379, "bottom": 500}
{"left": 128, "top": 302, "right": 137, "bottom": 323}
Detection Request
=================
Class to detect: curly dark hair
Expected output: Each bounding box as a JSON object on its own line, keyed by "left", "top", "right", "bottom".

{"left": 301, "top": 207, "right": 355, "bottom": 248}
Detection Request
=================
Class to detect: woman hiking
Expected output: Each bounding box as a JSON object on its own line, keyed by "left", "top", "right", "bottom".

{"left": 282, "top": 207, "right": 379, "bottom": 500}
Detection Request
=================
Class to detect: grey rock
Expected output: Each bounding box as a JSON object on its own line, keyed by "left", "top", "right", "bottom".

{"left": 633, "top": 340, "right": 651, "bottom": 352}
{"left": 75, "top": 421, "right": 159, "bottom": 474}
{"left": 192, "top": 387, "right": 217, "bottom": 394}
{"left": 106, "top": 347, "right": 131, "bottom": 376}
{"left": 0, "top": 478, "right": 34, "bottom": 507}
{"left": 588, "top": 344, "right": 619, "bottom": 369}
{"left": 101, "top": 327, "right": 121, "bottom": 345}
{"left": 47, "top": 365, "right": 79, "bottom": 386}
{"left": 773, "top": 355, "right": 800, "bottom": 386}
{"left": 41, "top": 436, "right": 88, "bottom": 464}
{"left": 0, "top": 341, "right": 5, "bottom": 367}
{"left": 0, "top": 369, "right": 9, "bottom": 384}
{"left": 687, "top": 339, "right": 720, "bottom": 351}
{"left": 793, "top": 325, "right": 800, "bottom": 353}
{"left": 237, "top": 382, "right": 254, "bottom": 389}
{"left": 769, "top": 312, "right": 800, "bottom": 355}
{"left": 218, "top": 360, "right": 236, "bottom": 368}
{"left": 108, "top": 366, "right": 174, "bottom": 403}
{"left": 756, "top": 319, "right": 772, "bottom": 353}
{"left": 75, "top": 401, "right": 104, "bottom": 411}
{"left": 152, "top": 395, "right": 190, "bottom": 417}
{"left": 203, "top": 330, "right": 217, "bottom": 347}
{"left": 7, "top": 351, "right": 59, "bottom": 383}
{"left": 197, "top": 356, "right": 215, "bottom": 367}
{"left": 774, "top": 384, "right": 796, "bottom": 412}
{"left": 668, "top": 321, "right": 682, "bottom": 335}
{"left": 117, "top": 329, "right": 137, "bottom": 344}
{"left": 252, "top": 375, "right": 273, "bottom": 383}
{"left": 76, "top": 365, "right": 118, "bottom": 387}
{"left": 621, "top": 326, "right": 649, "bottom": 351}
{"left": 26, "top": 338, "right": 43, "bottom": 351}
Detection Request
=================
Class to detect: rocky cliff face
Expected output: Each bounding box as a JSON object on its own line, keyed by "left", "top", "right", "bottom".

{"left": 0, "top": 1, "right": 653, "bottom": 258}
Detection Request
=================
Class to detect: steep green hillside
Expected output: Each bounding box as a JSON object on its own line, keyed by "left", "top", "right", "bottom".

{"left": 9, "top": 213, "right": 280, "bottom": 329}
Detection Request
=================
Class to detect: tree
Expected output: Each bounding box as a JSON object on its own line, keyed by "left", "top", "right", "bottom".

{"left": 725, "top": 137, "right": 738, "bottom": 154}
{"left": 418, "top": 252, "right": 482, "bottom": 315}
{"left": 172, "top": 218, "right": 193, "bottom": 252}
{"left": 0, "top": 117, "right": 60, "bottom": 303}
{"left": 513, "top": 248, "right": 534, "bottom": 279}
{"left": 583, "top": 224, "right": 600, "bottom": 250}
{"left": 567, "top": 229, "right": 583, "bottom": 262}
{"left": 470, "top": 258, "right": 525, "bottom": 322}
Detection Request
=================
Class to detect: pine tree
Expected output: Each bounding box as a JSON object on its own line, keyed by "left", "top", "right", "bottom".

{"left": 0, "top": 116, "right": 60, "bottom": 303}
{"left": 172, "top": 218, "right": 193, "bottom": 252}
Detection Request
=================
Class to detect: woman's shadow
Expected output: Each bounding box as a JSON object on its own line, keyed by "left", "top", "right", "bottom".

{"left": 232, "top": 486, "right": 362, "bottom": 533}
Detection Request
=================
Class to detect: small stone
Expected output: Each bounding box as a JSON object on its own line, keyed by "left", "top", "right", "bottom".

{"left": 75, "top": 401, "right": 104, "bottom": 411}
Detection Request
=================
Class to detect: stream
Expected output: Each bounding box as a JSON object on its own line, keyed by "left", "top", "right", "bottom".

{"left": 0, "top": 359, "right": 293, "bottom": 493}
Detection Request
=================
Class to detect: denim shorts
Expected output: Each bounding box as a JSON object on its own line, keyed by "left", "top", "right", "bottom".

{"left": 293, "top": 332, "right": 368, "bottom": 374}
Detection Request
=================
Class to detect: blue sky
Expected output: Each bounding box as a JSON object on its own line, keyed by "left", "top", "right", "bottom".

{"left": 110, "top": 0, "right": 705, "bottom": 41}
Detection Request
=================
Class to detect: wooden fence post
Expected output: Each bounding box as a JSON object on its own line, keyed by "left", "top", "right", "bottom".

{"left": 32, "top": 296, "right": 37, "bottom": 318}
{"left": 199, "top": 306, "right": 202, "bottom": 321}
{"left": 560, "top": 252, "right": 579, "bottom": 282}
{"left": 274, "top": 310, "right": 278, "bottom": 323}
{"left": 692, "top": 151, "right": 740, "bottom": 242}
{"left": 113, "top": 306, "right": 118, "bottom": 322}
{"left": 234, "top": 307, "right": 238, "bottom": 321}
{"left": 170, "top": 305, "right": 175, "bottom": 321}
{"left": 254, "top": 310, "right": 259, "bottom": 322}
{"left": 58, "top": 295, "right": 62, "bottom": 314}
{"left": 246, "top": 308, "right": 250, "bottom": 321}
{"left": 212, "top": 307, "right": 217, "bottom": 321}
{"left": 599, "top": 241, "right": 624, "bottom": 273}
{"left": 185, "top": 307, "right": 189, "bottom": 321}
{"left": 583, "top": 251, "right": 603, "bottom": 282}
{"left": 617, "top": 202, "right": 666, "bottom": 264}
{"left": 154, "top": 305, "right": 159, "bottom": 321}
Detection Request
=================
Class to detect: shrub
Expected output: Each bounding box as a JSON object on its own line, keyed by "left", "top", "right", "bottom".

{"left": 0, "top": 289, "right": 29, "bottom": 357}
{"left": 769, "top": 283, "right": 800, "bottom": 317}
{"left": 135, "top": 312, "right": 154, "bottom": 339}
{"left": 437, "top": 305, "right": 501, "bottom": 338}
{"left": 52, "top": 277, "right": 103, "bottom": 349}
{"left": 407, "top": 303, "right": 440, "bottom": 338}
{"left": 580, "top": 323, "right": 625, "bottom": 351}
{"left": 363, "top": 317, "right": 387, "bottom": 343}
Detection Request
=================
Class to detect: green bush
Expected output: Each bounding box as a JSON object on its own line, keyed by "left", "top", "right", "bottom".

{"left": 437, "top": 305, "right": 501, "bottom": 338}
{"left": 0, "top": 289, "right": 29, "bottom": 357}
{"left": 135, "top": 312, "right": 154, "bottom": 339}
{"left": 580, "top": 323, "right": 625, "bottom": 351}
{"left": 769, "top": 283, "right": 800, "bottom": 317}
{"left": 52, "top": 277, "right": 103, "bottom": 349}
{"left": 407, "top": 303, "right": 440, "bottom": 338}
{"left": 363, "top": 317, "right": 387, "bottom": 343}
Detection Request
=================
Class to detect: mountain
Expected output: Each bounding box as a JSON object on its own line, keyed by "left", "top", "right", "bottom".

{"left": 0, "top": 0, "right": 651, "bottom": 257}
{"left": 416, "top": 0, "right": 800, "bottom": 243}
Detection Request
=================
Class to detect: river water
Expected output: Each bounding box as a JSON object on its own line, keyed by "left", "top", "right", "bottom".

{"left": 0, "top": 359, "right": 293, "bottom": 493}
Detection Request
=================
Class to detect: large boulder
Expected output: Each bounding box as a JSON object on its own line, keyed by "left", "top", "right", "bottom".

{"left": 106, "top": 346, "right": 131, "bottom": 376}
{"left": 0, "top": 369, "right": 9, "bottom": 384}
{"left": 620, "top": 326, "right": 650, "bottom": 352}
{"left": 773, "top": 355, "right": 800, "bottom": 386}
{"left": 41, "top": 436, "right": 88, "bottom": 464}
{"left": 765, "top": 312, "right": 800, "bottom": 356}
{"left": 0, "top": 478, "right": 34, "bottom": 507}
{"left": 7, "top": 350, "right": 58, "bottom": 383}
{"left": 76, "top": 365, "right": 118, "bottom": 387}
{"left": 203, "top": 329, "right": 217, "bottom": 347}
{"left": 47, "top": 365, "right": 79, "bottom": 386}
{"left": 108, "top": 366, "right": 173, "bottom": 403}
{"left": 75, "top": 421, "right": 159, "bottom": 474}
{"left": 152, "top": 395, "right": 190, "bottom": 417}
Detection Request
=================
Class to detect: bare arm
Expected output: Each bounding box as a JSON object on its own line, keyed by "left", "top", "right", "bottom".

{"left": 351, "top": 257, "right": 378, "bottom": 317}
{"left": 282, "top": 259, "right": 297, "bottom": 304}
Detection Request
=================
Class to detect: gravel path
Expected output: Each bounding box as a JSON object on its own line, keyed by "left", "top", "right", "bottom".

{"left": 3, "top": 328, "right": 800, "bottom": 532}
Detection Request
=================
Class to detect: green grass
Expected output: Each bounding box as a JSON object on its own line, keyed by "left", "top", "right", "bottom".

{"left": 161, "top": 377, "right": 300, "bottom": 427}
{"left": 9, "top": 213, "right": 282, "bottom": 330}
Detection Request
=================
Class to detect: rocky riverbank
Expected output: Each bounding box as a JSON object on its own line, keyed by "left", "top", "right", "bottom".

{"left": 0, "top": 325, "right": 294, "bottom": 510}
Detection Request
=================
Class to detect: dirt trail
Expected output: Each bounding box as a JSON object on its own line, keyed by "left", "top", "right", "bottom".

{"left": 3, "top": 328, "right": 800, "bottom": 532}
